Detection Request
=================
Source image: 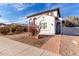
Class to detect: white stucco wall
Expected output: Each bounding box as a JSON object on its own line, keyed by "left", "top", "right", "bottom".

{"left": 27, "top": 9, "right": 59, "bottom": 35}
{"left": 35, "top": 15, "right": 56, "bottom": 35}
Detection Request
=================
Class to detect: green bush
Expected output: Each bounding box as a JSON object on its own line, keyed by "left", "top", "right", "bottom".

{"left": 0, "top": 27, "right": 10, "bottom": 35}
{"left": 0, "top": 24, "right": 27, "bottom": 35}
{"left": 10, "top": 24, "right": 26, "bottom": 34}
{"left": 10, "top": 25, "right": 17, "bottom": 33}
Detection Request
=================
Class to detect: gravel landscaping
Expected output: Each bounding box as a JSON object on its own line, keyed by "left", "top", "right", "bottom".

{"left": 3, "top": 32, "right": 51, "bottom": 48}
{"left": 59, "top": 35, "right": 79, "bottom": 56}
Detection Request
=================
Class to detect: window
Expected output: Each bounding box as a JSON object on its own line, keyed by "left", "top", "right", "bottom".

{"left": 40, "top": 22, "right": 47, "bottom": 29}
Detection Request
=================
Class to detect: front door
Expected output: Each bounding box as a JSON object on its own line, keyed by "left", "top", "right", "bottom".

{"left": 56, "top": 22, "right": 61, "bottom": 34}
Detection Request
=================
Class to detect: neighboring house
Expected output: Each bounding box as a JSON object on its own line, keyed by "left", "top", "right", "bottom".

{"left": 27, "top": 8, "right": 61, "bottom": 35}
{"left": 0, "top": 23, "right": 6, "bottom": 28}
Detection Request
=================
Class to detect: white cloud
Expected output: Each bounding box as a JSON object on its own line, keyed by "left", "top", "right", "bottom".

{"left": 14, "top": 16, "right": 29, "bottom": 24}
{"left": 11, "top": 4, "right": 25, "bottom": 11}
{"left": 0, "top": 3, "right": 35, "bottom": 11}
{"left": 0, "top": 18, "right": 11, "bottom": 24}
{"left": 0, "top": 16, "right": 29, "bottom": 24}
{"left": 0, "top": 3, "right": 8, "bottom": 6}
{"left": 11, "top": 3, "right": 35, "bottom": 11}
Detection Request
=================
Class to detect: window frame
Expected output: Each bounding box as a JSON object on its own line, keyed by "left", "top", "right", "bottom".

{"left": 40, "top": 22, "right": 47, "bottom": 29}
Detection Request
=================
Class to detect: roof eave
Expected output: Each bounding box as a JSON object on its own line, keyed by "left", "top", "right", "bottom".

{"left": 27, "top": 8, "right": 61, "bottom": 18}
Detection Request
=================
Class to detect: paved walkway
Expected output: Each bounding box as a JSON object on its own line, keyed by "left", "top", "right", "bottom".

{"left": 41, "top": 35, "right": 61, "bottom": 54}
{"left": 0, "top": 36, "right": 59, "bottom": 56}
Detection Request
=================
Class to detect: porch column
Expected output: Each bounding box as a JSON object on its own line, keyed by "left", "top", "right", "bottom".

{"left": 59, "top": 18, "right": 63, "bottom": 34}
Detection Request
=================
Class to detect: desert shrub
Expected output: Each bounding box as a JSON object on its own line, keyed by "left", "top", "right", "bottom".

{"left": 63, "top": 20, "right": 75, "bottom": 27}
{"left": 28, "top": 25, "right": 39, "bottom": 36}
{"left": 22, "top": 27, "right": 27, "bottom": 32}
{"left": 10, "top": 25, "right": 17, "bottom": 33}
{"left": 63, "top": 16, "right": 79, "bottom": 27}
{"left": 15, "top": 26, "right": 23, "bottom": 33}
{"left": 10, "top": 24, "right": 26, "bottom": 34}
{"left": 21, "top": 27, "right": 27, "bottom": 32}
{"left": 0, "top": 27, "right": 10, "bottom": 35}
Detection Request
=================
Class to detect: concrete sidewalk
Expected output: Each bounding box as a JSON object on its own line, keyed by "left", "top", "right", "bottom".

{"left": 0, "top": 36, "right": 59, "bottom": 56}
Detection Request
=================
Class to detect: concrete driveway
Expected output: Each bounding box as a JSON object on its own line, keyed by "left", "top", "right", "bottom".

{"left": 0, "top": 36, "right": 58, "bottom": 56}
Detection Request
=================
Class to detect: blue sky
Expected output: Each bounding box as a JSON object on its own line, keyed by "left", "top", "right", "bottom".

{"left": 0, "top": 3, "right": 79, "bottom": 24}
